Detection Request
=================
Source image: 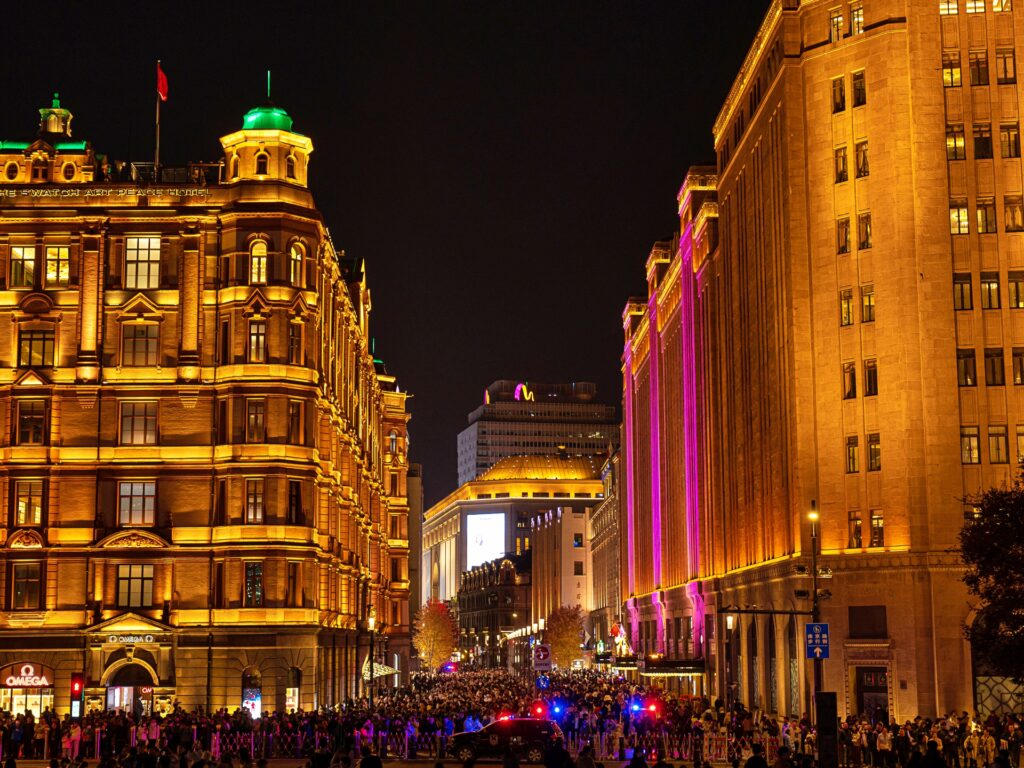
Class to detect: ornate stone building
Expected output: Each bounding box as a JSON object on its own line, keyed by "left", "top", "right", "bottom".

{"left": 0, "top": 96, "right": 410, "bottom": 714}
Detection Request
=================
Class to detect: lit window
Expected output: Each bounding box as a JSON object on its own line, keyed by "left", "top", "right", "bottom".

{"left": 12, "top": 563, "right": 42, "bottom": 610}
{"left": 840, "top": 289, "right": 855, "bottom": 326}
{"left": 246, "top": 399, "right": 266, "bottom": 442}
{"left": 289, "top": 244, "right": 303, "bottom": 286}
{"left": 830, "top": 10, "right": 844, "bottom": 42}
{"left": 832, "top": 78, "right": 846, "bottom": 113}
{"left": 869, "top": 511, "right": 885, "bottom": 547}
{"left": 857, "top": 213, "right": 872, "bottom": 249}
{"left": 975, "top": 124, "right": 994, "bottom": 159}
{"left": 861, "top": 285, "right": 875, "bottom": 322}
{"left": 248, "top": 320, "right": 267, "bottom": 363}
{"left": 255, "top": 153, "right": 269, "bottom": 175}
{"left": 849, "top": 511, "right": 863, "bottom": 548}
{"left": 843, "top": 362, "right": 857, "bottom": 399}
{"left": 117, "top": 564, "right": 154, "bottom": 608}
{"left": 961, "top": 426, "right": 981, "bottom": 463}
{"left": 10, "top": 246, "right": 35, "bottom": 289}
{"left": 837, "top": 217, "right": 851, "bottom": 254}
{"left": 967, "top": 0, "right": 986, "bottom": 9}
{"left": 18, "top": 330, "right": 55, "bottom": 368}
{"left": 1010, "top": 272, "right": 1024, "bottom": 307}
{"left": 250, "top": 241, "right": 268, "bottom": 284}
{"left": 16, "top": 401, "right": 47, "bottom": 446}
{"left": 997, "top": 49, "right": 1017, "bottom": 83}
{"left": 851, "top": 3, "right": 864, "bottom": 34}
{"left": 834, "top": 146, "right": 848, "bottom": 183}
{"left": 940, "top": 0, "right": 959, "bottom": 13}
{"left": 14, "top": 480, "right": 43, "bottom": 526}
{"left": 1017, "top": 425, "right": 1024, "bottom": 463}
{"left": 44, "top": 246, "right": 69, "bottom": 288}
{"left": 981, "top": 274, "right": 1001, "bottom": 308}
{"left": 978, "top": 200, "right": 998, "bottom": 233}
{"left": 122, "top": 325, "right": 159, "bottom": 367}
{"left": 1006, "top": 197, "right": 1024, "bottom": 231}
{"left": 120, "top": 401, "right": 158, "bottom": 445}
{"left": 573, "top": 533, "right": 584, "bottom": 548}
{"left": 867, "top": 433, "right": 881, "bottom": 471}
{"left": 985, "top": 348, "right": 1006, "bottom": 385}
{"left": 118, "top": 480, "right": 156, "bottom": 526}
{"left": 1000, "top": 123, "right": 1020, "bottom": 158}
{"left": 1014, "top": 348, "right": 1024, "bottom": 384}
{"left": 245, "top": 479, "right": 265, "bottom": 524}
{"left": 990, "top": 425, "right": 1009, "bottom": 463}
{"left": 864, "top": 359, "right": 878, "bottom": 396}
{"left": 969, "top": 51, "right": 990, "bottom": 85}
{"left": 950, "top": 202, "right": 970, "bottom": 234}
{"left": 995, "top": 0, "right": 1012, "bottom": 11}
{"left": 947, "top": 124, "right": 967, "bottom": 159}
{"left": 943, "top": 53, "right": 962, "bottom": 87}
{"left": 846, "top": 436, "right": 859, "bottom": 473}
{"left": 852, "top": 72, "right": 867, "bottom": 106}
{"left": 855, "top": 140, "right": 869, "bottom": 178}
{"left": 958, "top": 349, "right": 977, "bottom": 387}
{"left": 954, "top": 274, "right": 973, "bottom": 309}
{"left": 124, "top": 236, "right": 161, "bottom": 290}
{"left": 244, "top": 561, "right": 264, "bottom": 606}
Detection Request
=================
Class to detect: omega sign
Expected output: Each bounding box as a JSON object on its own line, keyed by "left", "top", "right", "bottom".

{"left": 108, "top": 634, "right": 154, "bottom": 644}
{"left": 0, "top": 663, "right": 54, "bottom": 688}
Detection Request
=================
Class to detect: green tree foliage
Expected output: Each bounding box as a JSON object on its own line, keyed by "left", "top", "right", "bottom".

{"left": 413, "top": 599, "right": 459, "bottom": 672}
{"left": 545, "top": 604, "right": 585, "bottom": 668}
{"left": 959, "top": 480, "right": 1024, "bottom": 681}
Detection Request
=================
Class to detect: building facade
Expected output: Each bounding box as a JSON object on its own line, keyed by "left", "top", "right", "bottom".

{"left": 456, "top": 380, "right": 618, "bottom": 485}
{"left": 588, "top": 451, "right": 621, "bottom": 655}
{"left": 623, "top": 0, "right": 1024, "bottom": 719}
{"left": 456, "top": 551, "right": 531, "bottom": 668}
{"left": 0, "top": 97, "right": 410, "bottom": 715}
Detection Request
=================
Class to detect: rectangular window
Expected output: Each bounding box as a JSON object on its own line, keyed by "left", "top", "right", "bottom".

{"left": 990, "top": 425, "right": 1010, "bottom": 463}
{"left": 12, "top": 563, "right": 42, "bottom": 610}
{"left": 117, "top": 564, "right": 154, "bottom": 608}
{"left": 851, "top": 3, "right": 864, "bottom": 33}
{"left": 573, "top": 532, "right": 584, "bottom": 548}
{"left": 14, "top": 480, "right": 43, "bottom": 526}
{"left": 244, "top": 561, "right": 264, "bottom": 607}
{"left": 246, "top": 399, "right": 266, "bottom": 442}
{"left": 958, "top": 349, "right": 978, "bottom": 386}
{"left": 861, "top": 284, "right": 875, "bottom": 322}
{"left": 848, "top": 511, "right": 863, "bottom": 548}
{"left": 834, "top": 146, "right": 848, "bottom": 183}
{"left": 837, "top": 217, "right": 851, "bottom": 254}
{"left": 832, "top": 78, "right": 846, "bottom": 113}
{"left": 1018, "top": 425, "right": 1024, "bottom": 462}
{"left": 849, "top": 605, "right": 888, "bottom": 638}
{"left": 962, "top": 426, "right": 982, "bottom": 463}
{"left": 288, "top": 323, "right": 303, "bottom": 365}
{"left": 287, "top": 480, "right": 303, "bottom": 525}
{"left": 245, "top": 478, "right": 265, "bottom": 524}
{"left": 18, "top": 330, "right": 54, "bottom": 368}
{"left": 843, "top": 362, "right": 857, "bottom": 399}
{"left": 1001, "top": 123, "right": 1021, "bottom": 158}
{"left": 287, "top": 400, "right": 302, "bottom": 445}
{"left": 122, "top": 325, "right": 159, "bottom": 367}
{"left": 954, "top": 274, "right": 973, "bottom": 309}
{"left": 978, "top": 199, "right": 998, "bottom": 233}
{"left": 869, "top": 511, "right": 885, "bottom": 547}
{"left": 120, "top": 401, "right": 158, "bottom": 445}
{"left": 864, "top": 359, "right": 878, "bottom": 396}
{"left": 829, "top": 9, "right": 844, "bottom": 42}
{"left": 969, "top": 50, "right": 990, "bottom": 85}
{"left": 967, "top": 0, "right": 986, "bottom": 10}
{"left": 16, "top": 401, "right": 47, "bottom": 446}
{"left": 840, "top": 289, "right": 855, "bottom": 326}
{"left": 943, "top": 52, "right": 963, "bottom": 87}
{"left": 846, "top": 436, "right": 860, "bottom": 473}
{"left": 950, "top": 202, "right": 970, "bottom": 234}
{"left": 852, "top": 71, "right": 867, "bottom": 106}
{"left": 288, "top": 561, "right": 301, "bottom": 606}
{"left": 940, "top": 0, "right": 959, "bottom": 13}
{"left": 855, "top": 140, "right": 869, "bottom": 177}
{"left": 250, "top": 247, "right": 268, "bottom": 285}
{"left": 986, "top": 348, "right": 1006, "bottom": 385}
{"left": 1006, "top": 197, "right": 1024, "bottom": 231}
{"left": 995, "top": 0, "right": 1012, "bottom": 11}
{"left": 124, "top": 236, "right": 161, "bottom": 290}
{"left": 10, "top": 246, "right": 35, "bottom": 289}
{"left": 981, "top": 274, "right": 1001, "bottom": 308}
{"left": 867, "top": 433, "right": 881, "bottom": 471}
{"left": 573, "top": 560, "right": 585, "bottom": 576}
{"left": 118, "top": 480, "right": 156, "bottom": 526}
{"left": 857, "top": 212, "right": 872, "bottom": 249}
{"left": 290, "top": 248, "right": 303, "bottom": 286}
{"left": 1010, "top": 273, "right": 1024, "bottom": 308}
{"left": 997, "top": 49, "right": 1017, "bottom": 83}
{"left": 248, "top": 320, "right": 267, "bottom": 363}
{"left": 44, "top": 246, "right": 69, "bottom": 288}
{"left": 947, "top": 125, "right": 967, "bottom": 159}
{"left": 975, "top": 124, "right": 994, "bottom": 158}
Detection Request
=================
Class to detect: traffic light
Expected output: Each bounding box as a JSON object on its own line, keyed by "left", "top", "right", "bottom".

{"left": 69, "top": 672, "right": 85, "bottom": 718}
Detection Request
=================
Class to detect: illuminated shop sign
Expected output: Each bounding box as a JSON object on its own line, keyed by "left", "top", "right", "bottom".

{"left": 0, "top": 187, "right": 211, "bottom": 200}
{"left": 514, "top": 383, "right": 534, "bottom": 401}
{"left": 0, "top": 663, "right": 54, "bottom": 688}
{"left": 107, "top": 634, "right": 155, "bottom": 644}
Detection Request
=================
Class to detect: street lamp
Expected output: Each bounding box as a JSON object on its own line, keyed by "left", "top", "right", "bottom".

{"left": 367, "top": 606, "right": 377, "bottom": 713}
{"left": 808, "top": 501, "right": 822, "bottom": 701}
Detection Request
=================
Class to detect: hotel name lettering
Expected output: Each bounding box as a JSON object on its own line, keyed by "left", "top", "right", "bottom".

{"left": 0, "top": 187, "right": 212, "bottom": 200}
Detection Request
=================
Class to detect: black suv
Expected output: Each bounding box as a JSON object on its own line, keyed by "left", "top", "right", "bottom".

{"left": 449, "top": 718, "right": 563, "bottom": 763}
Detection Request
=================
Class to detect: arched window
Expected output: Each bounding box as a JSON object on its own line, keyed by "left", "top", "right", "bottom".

{"left": 787, "top": 618, "right": 799, "bottom": 716}
{"left": 289, "top": 244, "right": 303, "bottom": 287}
{"left": 231, "top": 156, "right": 239, "bottom": 179}
{"left": 766, "top": 616, "right": 778, "bottom": 714}
{"left": 747, "top": 619, "right": 760, "bottom": 708}
{"left": 286, "top": 155, "right": 296, "bottom": 179}
{"left": 241, "top": 667, "right": 262, "bottom": 717}
{"left": 250, "top": 241, "right": 268, "bottom": 285}
{"left": 255, "top": 153, "right": 269, "bottom": 175}
{"left": 389, "top": 430, "right": 399, "bottom": 455}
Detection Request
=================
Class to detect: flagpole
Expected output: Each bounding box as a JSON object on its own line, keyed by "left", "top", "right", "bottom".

{"left": 155, "top": 60, "right": 161, "bottom": 176}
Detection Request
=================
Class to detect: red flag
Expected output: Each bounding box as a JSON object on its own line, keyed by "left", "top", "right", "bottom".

{"left": 156, "top": 62, "right": 168, "bottom": 102}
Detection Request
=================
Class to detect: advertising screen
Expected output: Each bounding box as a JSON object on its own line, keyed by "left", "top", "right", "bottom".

{"left": 465, "top": 512, "right": 506, "bottom": 568}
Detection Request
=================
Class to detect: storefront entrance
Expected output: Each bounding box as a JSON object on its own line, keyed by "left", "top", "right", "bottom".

{"left": 106, "top": 663, "right": 155, "bottom": 715}
{"left": 0, "top": 662, "right": 55, "bottom": 716}
{"left": 855, "top": 666, "right": 890, "bottom": 721}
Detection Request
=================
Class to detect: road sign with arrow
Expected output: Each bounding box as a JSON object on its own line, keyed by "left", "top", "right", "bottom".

{"left": 805, "top": 623, "right": 830, "bottom": 659}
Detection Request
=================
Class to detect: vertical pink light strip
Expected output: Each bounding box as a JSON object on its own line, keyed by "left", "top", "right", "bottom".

{"left": 648, "top": 293, "right": 663, "bottom": 594}
{"left": 623, "top": 345, "right": 636, "bottom": 599}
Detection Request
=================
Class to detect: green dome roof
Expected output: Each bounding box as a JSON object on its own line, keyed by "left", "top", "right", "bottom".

{"left": 242, "top": 103, "right": 293, "bottom": 131}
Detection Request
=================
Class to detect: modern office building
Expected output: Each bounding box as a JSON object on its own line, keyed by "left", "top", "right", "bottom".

{"left": 0, "top": 95, "right": 410, "bottom": 714}
{"left": 456, "top": 380, "right": 618, "bottom": 485}
{"left": 623, "top": 0, "right": 1024, "bottom": 719}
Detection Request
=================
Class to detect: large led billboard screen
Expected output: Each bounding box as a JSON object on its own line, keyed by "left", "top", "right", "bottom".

{"left": 465, "top": 512, "right": 506, "bottom": 569}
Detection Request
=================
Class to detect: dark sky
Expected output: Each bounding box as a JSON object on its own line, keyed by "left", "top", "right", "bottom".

{"left": 3, "top": 1, "right": 768, "bottom": 505}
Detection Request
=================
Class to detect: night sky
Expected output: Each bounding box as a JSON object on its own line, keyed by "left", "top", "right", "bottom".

{"left": 3, "top": 2, "right": 769, "bottom": 504}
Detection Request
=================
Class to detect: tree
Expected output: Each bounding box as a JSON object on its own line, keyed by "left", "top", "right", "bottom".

{"left": 958, "top": 478, "right": 1024, "bottom": 681}
{"left": 545, "top": 604, "right": 585, "bottom": 668}
{"left": 412, "top": 599, "right": 458, "bottom": 672}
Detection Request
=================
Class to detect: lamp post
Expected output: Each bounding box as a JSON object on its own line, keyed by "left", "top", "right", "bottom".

{"left": 367, "top": 606, "right": 377, "bottom": 713}
{"left": 808, "top": 501, "right": 822, "bottom": 701}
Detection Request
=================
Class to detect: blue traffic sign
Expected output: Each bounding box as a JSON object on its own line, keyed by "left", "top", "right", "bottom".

{"left": 805, "top": 623, "right": 830, "bottom": 659}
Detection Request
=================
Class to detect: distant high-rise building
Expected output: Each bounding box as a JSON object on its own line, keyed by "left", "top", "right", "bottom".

{"left": 457, "top": 380, "right": 618, "bottom": 485}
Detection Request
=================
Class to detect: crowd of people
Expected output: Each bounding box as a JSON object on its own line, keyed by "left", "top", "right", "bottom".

{"left": 0, "top": 671, "right": 1016, "bottom": 768}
